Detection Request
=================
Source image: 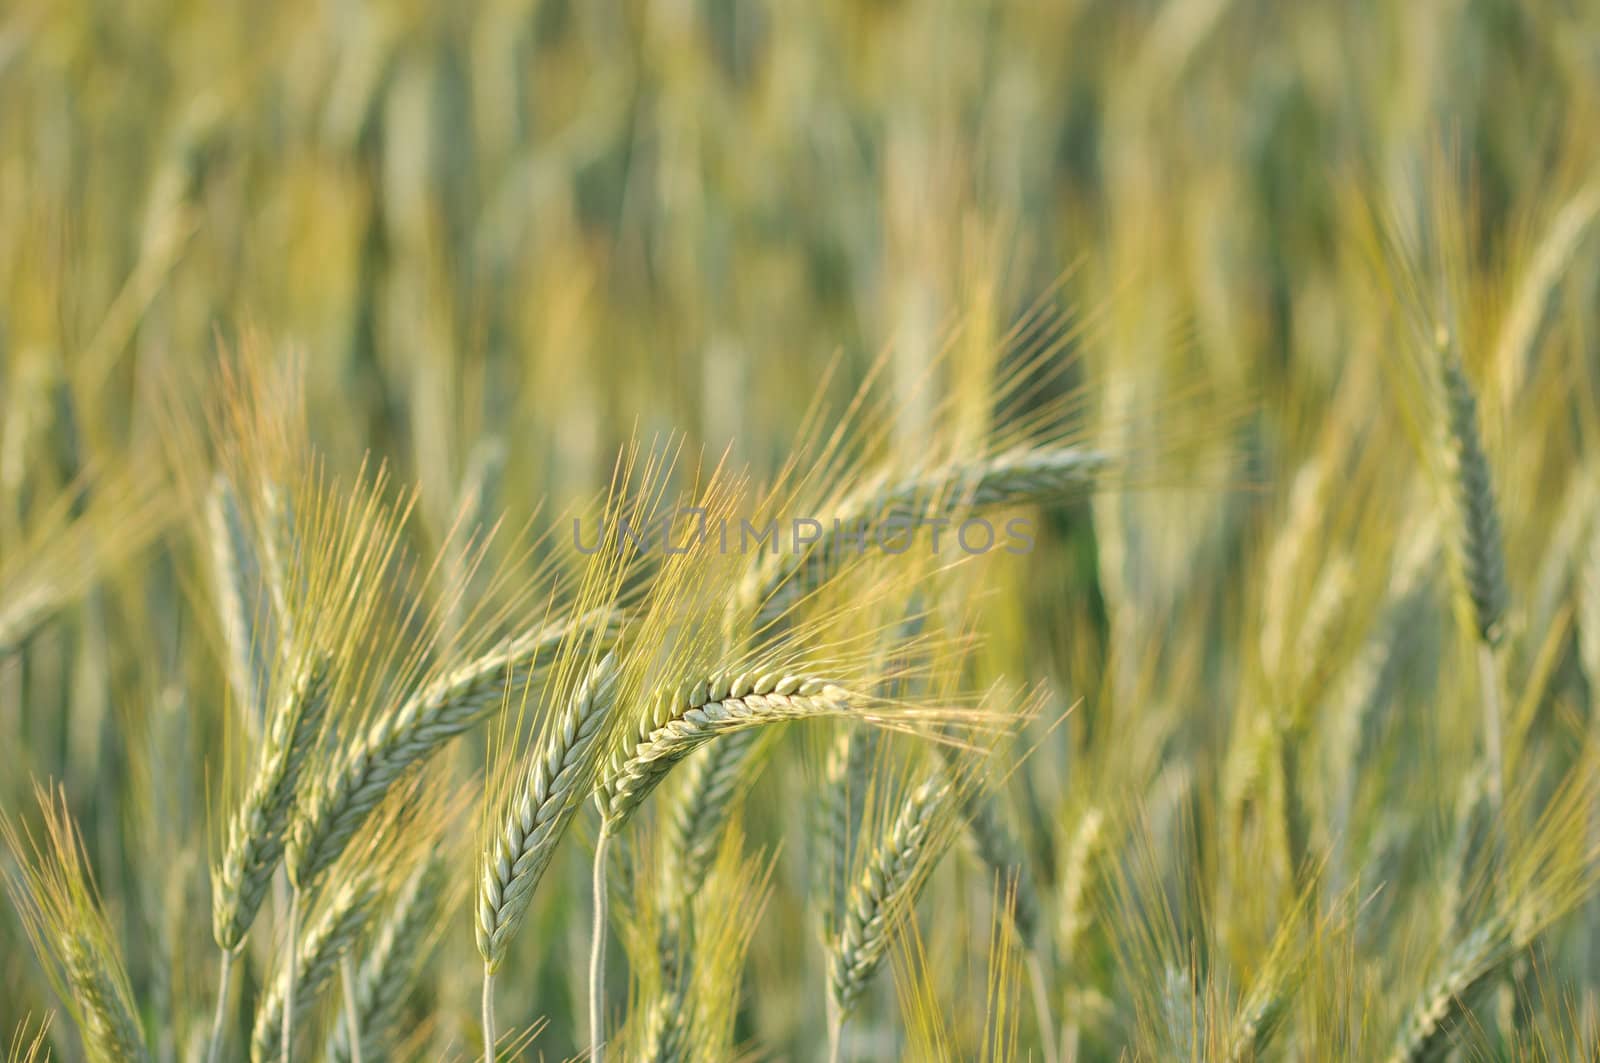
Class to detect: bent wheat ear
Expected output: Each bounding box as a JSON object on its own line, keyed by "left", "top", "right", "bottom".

{"left": 212, "top": 656, "right": 332, "bottom": 951}
{"left": 828, "top": 774, "right": 955, "bottom": 1017}
{"left": 251, "top": 875, "right": 380, "bottom": 1063}
{"left": 1, "top": 788, "right": 150, "bottom": 1063}
{"left": 597, "top": 673, "right": 853, "bottom": 833}
{"left": 478, "top": 652, "right": 621, "bottom": 969}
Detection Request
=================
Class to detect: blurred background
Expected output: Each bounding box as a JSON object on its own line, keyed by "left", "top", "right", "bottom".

{"left": 5, "top": 0, "right": 1600, "bottom": 1058}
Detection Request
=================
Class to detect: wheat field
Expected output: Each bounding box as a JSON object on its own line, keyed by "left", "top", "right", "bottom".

{"left": 5, "top": 0, "right": 1600, "bottom": 1060}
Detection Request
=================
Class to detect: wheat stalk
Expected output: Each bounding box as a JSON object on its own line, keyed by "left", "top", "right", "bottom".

{"left": 250, "top": 875, "right": 380, "bottom": 1063}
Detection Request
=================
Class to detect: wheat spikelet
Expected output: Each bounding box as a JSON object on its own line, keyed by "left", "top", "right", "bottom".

{"left": 326, "top": 856, "right": 448, "bottom": 1063}
{"left": 597, "top": 672, "right": 854, "bottom": 833}
{"left": 212, "top": 657, "right": 331, "bottom": 950}
{"left": 1, "top": 787, "right": 149, "bottom": 1063}
{"left": 477, "top": 652, "right": 620, "bottom": 969}
{"left": 827, "top": 774, "right": 954, "bottom": 1017}
{"left": 251, "top": 875, "right": 380, "bottom": 1063}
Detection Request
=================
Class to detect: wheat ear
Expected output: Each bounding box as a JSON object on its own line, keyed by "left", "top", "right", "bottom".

{"left": 638, "top": 991, "right": 689, "bottom": 1063}
{"left": 597, "top": 673, "right": 853, "bottom": 833}
{"left": 250, "top": 876, "right": 380, "bottom": 1063}
{"left": 827, "top": 775, "right": 954, "bottom": 1022}
{"left": 207, "top": 476, "right": 279, "bottom": 737}
{"left": 1387, "top": 916, "right": 1515, "bottom": 1063}
{"left": 812, "top": 727, "right": 878, "bottom": 937}
{"left": 478, "top": 653, "right": 620, "bottom": 969}
{"left": 660, "top": 728, "right": 761, "bottom": 903}
{"left": 212, "top": 656, "right": 331, "bottom": 951}
{"left": 1, "top": 789, "right": 150, "bottom": 1063}
{"left": 951, "top": 775, "right": 1041, "bottom": 950}
{"left": 56, "top": 933, "right": 151, "bottom": 1063}
{"left": 286, "top": 618, "right": 581, "bottom": 890}
{"left": 326, "top": 856, "right": 448, "bottom": 1063}
{"left": 483, "top": 654, "right": 621, "bottom": 1060}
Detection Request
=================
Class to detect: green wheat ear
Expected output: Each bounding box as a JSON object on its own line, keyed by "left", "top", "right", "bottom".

{"left": 1438, "top": 339, "right": 1508, "bottom": 646}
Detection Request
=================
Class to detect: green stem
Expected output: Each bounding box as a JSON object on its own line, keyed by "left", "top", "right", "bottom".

{"left": 204, "top": 948, "right": 234, "bottom": 1063}
{"left": 1478, "top": 641, "right": 1504, "bottom": 815}
{"left": 283, "top": 888, "right": 300, "bottom": 1063}
{"left": 482, "top": 966, "right": 496, "bottom": 1063}
{"left": 1027, "top": 951, "right": 1060, "bottom": 1063}
{"left": 589, "top": 831, "right": 612, "bottom": 1063}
